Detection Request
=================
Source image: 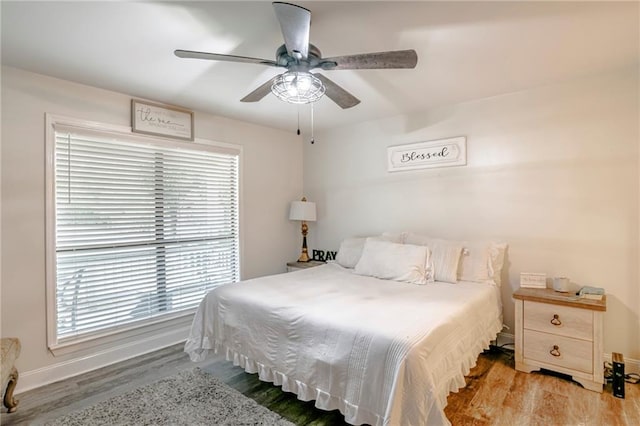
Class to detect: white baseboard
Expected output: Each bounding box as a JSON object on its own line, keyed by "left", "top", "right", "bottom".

{"left": 495, "top": 332, "right": 639, "bottom": 374}
{"left": 604, "top": 353, "right": 640, "bottom": 374}
{"left": 16, "top": 326, "right": 190, "bottom": 394}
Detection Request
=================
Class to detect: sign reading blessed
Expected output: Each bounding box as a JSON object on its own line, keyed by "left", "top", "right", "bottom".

{"left": 131, "top": 99, "right": 194, "bottom": 141}
{"left": 387, "top": 136, "right": 466, "bottom": 172}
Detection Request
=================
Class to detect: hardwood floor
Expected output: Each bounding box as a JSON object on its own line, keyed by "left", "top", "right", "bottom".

{"left": 443, "top": 349, "right": 639, "bottom": 425}
{"left": 2, "top": 344, "right": 638, "bottom": 425}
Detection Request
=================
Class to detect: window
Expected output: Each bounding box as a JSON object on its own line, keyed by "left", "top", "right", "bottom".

{"left": 46, "top": 116, "right": 240, "bottom": 350}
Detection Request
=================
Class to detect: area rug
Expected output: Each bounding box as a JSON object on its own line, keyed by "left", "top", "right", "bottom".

{"left": 46, "top": 368, "right": 295, "bottom": 426}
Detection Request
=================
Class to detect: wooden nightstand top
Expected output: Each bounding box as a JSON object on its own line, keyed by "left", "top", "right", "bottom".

{"left": 513, "top": 287, "right": 606, "bottom": 311}
{"left": 286, "top": 260, "right": 325, "bottom": 269}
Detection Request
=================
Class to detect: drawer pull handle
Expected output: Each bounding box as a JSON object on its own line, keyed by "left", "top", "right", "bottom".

{"left": 550, "top": 314, "right": 562, "bottom": 326}
{"left": 550, "top": 345, "right": 561, "bottom": 357}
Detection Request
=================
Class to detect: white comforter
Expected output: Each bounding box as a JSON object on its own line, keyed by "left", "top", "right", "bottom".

{"left": 185, "top": 263, "right": 503, "bottom": 426}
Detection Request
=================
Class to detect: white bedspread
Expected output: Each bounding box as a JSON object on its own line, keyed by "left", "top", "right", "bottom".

{"left": 185, "top": 263, "right": 503, "bottom": 426}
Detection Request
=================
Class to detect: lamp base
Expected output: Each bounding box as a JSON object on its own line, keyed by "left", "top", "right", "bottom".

{"left": 297, "top": 250, "right": 310, "bottom": 262}
{"left": 297, "top": 220, "right": 311, "bottom": 262}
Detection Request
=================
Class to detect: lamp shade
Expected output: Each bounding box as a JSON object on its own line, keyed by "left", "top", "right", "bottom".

{"left": 289, "top": 200, "right": 316, "bottom": 221}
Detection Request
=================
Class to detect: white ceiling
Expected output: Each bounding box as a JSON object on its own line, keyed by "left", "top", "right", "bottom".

{"left": 2, "top": 1, "right": 638, "bottom": 132}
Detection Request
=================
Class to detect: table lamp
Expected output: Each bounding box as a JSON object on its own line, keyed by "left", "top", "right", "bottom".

{"left": 289, "top": 197, "right": 316, "bottom": 262}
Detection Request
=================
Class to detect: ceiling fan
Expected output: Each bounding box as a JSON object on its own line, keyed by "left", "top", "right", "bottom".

{"left": 175, "top": 1, "right": 418, "bottom": 109}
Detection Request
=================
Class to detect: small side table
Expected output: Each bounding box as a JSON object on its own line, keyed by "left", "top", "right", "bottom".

{"left": 513, "top": 287, "right": 606, "bottom": 392}
{"left": 286, "top": 260, "right": 325, "bottom": 272}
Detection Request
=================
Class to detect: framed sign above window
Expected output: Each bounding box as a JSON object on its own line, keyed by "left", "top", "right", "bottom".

{"left": 131, "top": 99, "right": 194, "bottom": 141}
{"left": 387, "top": 136, "right": 466, "bottom": 172}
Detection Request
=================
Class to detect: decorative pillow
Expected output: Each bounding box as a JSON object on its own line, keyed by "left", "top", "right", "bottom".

{"left": 404, "top": 233, "right": 463, "bottom": 283}
{"left": 354, "top": 239, "right": 431, "bottom": 284}
{"left": 457, "top": 241, "right": 508, "bottom": 285}
{"left": 429, "top": 239, "right": 463, "bottom": 283}
{"left": 458, "top": 242, "right": 491, "bottom": 283}
{"left": 489, "top": 242, "right": 507, "bottom": 286}
{"left": 335, "top": 237, "right": 367, "bottom": 268}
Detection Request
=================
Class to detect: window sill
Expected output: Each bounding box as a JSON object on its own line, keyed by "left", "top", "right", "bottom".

{"left": 48, "top": 311, "right": 195, "bottom": 357}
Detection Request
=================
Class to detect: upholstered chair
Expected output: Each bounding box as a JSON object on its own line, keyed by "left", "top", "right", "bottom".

{"left": 1, "top": 337, "right": 21, "bottom": 413}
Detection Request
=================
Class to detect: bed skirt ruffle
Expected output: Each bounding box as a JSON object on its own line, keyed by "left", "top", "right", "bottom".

{"left": 185, "top": 336, "right": 383, "bottom": 426}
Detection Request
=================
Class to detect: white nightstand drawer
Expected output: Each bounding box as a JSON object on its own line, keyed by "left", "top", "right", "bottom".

{"left": 523, "top": 329, "right": 593, "bottom": 374}
{"left": 524, "top": 301, "right": 593, "bottom": 341}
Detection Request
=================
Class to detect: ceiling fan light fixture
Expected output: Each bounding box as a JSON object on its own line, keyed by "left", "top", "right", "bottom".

{"left": 271, "top": 71, "right": 325, "bottom": 104}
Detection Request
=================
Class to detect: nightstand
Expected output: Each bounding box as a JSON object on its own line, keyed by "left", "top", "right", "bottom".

{"left": 286, "top": 260, "right": 325, "bottom": 272}
{"left": 513, "top": 287, "right": 606, "bottom": 392}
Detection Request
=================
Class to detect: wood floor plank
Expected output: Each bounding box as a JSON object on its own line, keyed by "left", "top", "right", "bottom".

{"left": 599, "top": 387, "right": 632, "bottom": 426}
{"left": 499, "top": 371, "right": 540, "bottom": 425}
{"left": 530, "top": 389, "right": 570, "bottom": 425}
{"left": 625, "top": 380, "right": 640, "bottom": 425}
{"left": 564, "top": 380, "right": 605, "bottom": 426}
{"left": 444, "top": 350, "right": 496, "bottom": 417}
{"left": 447, "top": 413, "right": 490, "bottom": 426}
{"left": 465, "top": 352, "right": 517, "bottom": 422}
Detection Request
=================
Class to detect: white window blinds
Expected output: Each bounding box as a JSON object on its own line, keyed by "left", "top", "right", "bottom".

{"left": 52, "top": 125, "right": 239, "bottom": 342}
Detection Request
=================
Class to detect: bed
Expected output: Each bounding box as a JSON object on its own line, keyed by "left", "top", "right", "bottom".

{"left": 185, "top": 236, "right": 506, "bottom": 426}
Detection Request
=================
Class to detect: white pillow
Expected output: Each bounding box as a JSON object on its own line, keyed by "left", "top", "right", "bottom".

{"left": 430, "top": 239, "right": 463, "bottom": 283}
{"left": 458, "top": 242, "right": 490, "bottom": 283}
{"left": 354, "top": 239, "right": 431, "bottom": 284}
{"left": 489, "top": 242, "right": 507, "bottom": 286}
{"left": 335, "top": 233, "right": 409, "bottom": 268}
{"left": 458, "top": 241, "right": 507, "bottom": 286}
{"left": 335, "top": 237, "right": 367, "bottom": 268}
{"left": 404, "top": 234, "right": 463, "bottom": 283}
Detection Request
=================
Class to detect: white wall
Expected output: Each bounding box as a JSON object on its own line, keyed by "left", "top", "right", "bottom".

{"left": 0, "top": 66, "right": 304, "bottom": 390}
{"left": 304, "top": 66, "right": 640, "bottom": 361}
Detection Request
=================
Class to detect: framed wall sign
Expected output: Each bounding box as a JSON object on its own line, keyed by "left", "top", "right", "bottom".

{"left": 387, "top": 136, "right": 466, "bottom": 172}
{"left": 131, "top": 99, "right": 194, "bottom": 141}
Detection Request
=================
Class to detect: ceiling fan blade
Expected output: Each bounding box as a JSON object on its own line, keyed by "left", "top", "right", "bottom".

{"left": 315, "top": 74, "right": 360, "bottom": 109}
{"left": 175, "top": 49, "right": 279, "bottom": 67}
{"left": 240, "top": 75, "right": 280, "bottom": 103}
{"left": 321, "top": 49, "right": 418, "bottom": 70}
{"left": 273, "top": 2, "right": 310, "bottom": 59}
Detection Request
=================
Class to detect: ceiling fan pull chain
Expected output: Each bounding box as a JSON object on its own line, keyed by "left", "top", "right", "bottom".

{"left": 310, "top": 103, "right": 315, "bottom": 144}
{"left": 297, "top": 106, "right": 301, "bottom": 135}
